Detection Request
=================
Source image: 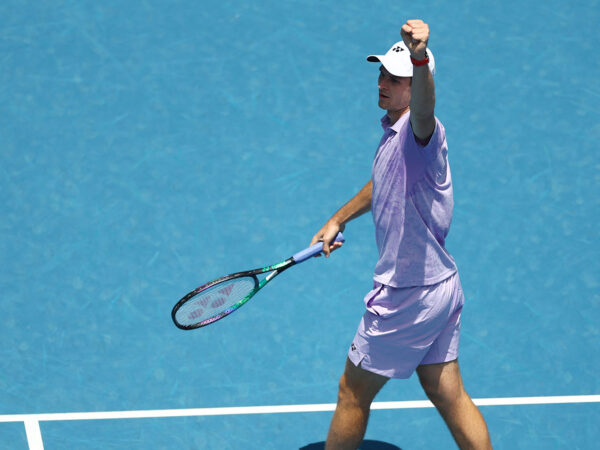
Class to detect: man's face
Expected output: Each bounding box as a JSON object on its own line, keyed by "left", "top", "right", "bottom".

{"left": 378, "top": 65, "right": 411, "bottom": 114}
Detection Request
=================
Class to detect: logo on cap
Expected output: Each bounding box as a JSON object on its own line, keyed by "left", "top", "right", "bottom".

{"left": 392, "top": 46, "right": 404, "bottom": 52}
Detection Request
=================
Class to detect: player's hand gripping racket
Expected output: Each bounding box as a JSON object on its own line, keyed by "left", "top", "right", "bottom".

{"left": 171, "top": 233, "right": 345, "bottom": 330}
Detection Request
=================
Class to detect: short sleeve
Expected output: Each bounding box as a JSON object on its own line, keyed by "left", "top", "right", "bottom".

{"left": 408, "top": 117, "right": 448, "bottom": 185}
{"left": 408, "top": 117, "right": 445, "bottom": 161}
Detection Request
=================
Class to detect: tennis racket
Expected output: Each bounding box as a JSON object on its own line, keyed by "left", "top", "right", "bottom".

{"left": 171, "top": 232, "right": 345, "bottom": 330}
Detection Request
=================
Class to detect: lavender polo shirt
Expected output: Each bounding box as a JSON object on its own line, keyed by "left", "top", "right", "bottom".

{"left": 371, "top": 112, "right": 457, "bottom": 288}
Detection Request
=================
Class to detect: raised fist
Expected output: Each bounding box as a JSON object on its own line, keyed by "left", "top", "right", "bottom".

{"left": 401, "top": 20, "right": 430, "bottom": 60}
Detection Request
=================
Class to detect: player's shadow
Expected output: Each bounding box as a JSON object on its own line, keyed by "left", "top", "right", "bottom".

{"left": 300, "top": 440, "right": 402, "bottom": 450}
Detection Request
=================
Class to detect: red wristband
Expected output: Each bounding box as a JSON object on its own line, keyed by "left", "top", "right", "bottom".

{"left": 410, "top": 55, "right": 429, "bottom": 66}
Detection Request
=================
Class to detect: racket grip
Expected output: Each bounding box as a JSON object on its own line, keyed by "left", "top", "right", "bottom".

{"left": 292, "top": 232, "right": 345, "bottom": 263}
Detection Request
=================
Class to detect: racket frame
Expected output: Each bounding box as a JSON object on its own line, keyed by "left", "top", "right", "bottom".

{"left": 171, "top": 258, "right": 295, "bottom": 330}
{"left": 171, "top": 232, "right": 344, "bottom": 330}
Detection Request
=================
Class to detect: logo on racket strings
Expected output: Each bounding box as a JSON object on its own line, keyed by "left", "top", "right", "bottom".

{"left": 218, "top": 285, "right": 234, "bottom": 296}
{"left": 193, "top": 295, "right": 227, "bottom": 308}
{"left": 188, "top": 307, "right": 204, "bottom": 320}
{"left": 186, "top": 284, "right": 236, "bottom": 321}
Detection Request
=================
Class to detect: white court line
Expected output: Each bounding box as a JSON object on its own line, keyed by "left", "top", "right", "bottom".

{"left": 24, "top": 419, "right": 43, "bottom": 450}
{"left": 0, "top": 395, "right": 598, "bottom": 423}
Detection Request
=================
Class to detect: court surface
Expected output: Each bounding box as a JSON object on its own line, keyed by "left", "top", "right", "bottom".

{"left": 1, "top": 1, "right": 599, "bottom": 448}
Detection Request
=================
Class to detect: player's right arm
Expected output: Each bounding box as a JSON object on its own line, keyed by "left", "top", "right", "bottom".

{"left": 310, "top": 180, "right": 372, "bottom": 257}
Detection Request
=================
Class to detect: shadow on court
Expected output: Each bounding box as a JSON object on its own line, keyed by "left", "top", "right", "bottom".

{"left": 300, "top": 440, "right": 402, "bottom": 450}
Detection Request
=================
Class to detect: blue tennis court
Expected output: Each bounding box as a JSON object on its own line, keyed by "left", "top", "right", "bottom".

{"left": 1, "top": 1, "right": 598, "bottom": 448}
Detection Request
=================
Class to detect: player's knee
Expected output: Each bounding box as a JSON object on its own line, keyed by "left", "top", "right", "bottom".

{"left": 337, "top": 373, "right": 369, "bottom": 410}
{"left": 421, "top": 379, "right": 464, "bottom": 410}
{"left": 337, "top": 374, "right": 359, "bottom": 405}
{"left": 417, "top": 361, "right": 466, "bottom": 410}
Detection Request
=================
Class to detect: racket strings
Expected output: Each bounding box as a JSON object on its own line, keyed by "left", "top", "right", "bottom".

{"left": 174, "top": 276, "right": 257, "bottom": 326}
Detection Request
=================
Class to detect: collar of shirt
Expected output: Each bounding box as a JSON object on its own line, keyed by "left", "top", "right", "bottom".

{"left": 380, "top": 113, "right": 409, "bottom": 134}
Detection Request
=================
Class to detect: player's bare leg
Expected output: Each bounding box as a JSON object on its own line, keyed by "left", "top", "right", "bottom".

{"left": 326, "top": 358, "right": 388, "bottom": 450}
{"left": 417, "top": 360, "right": 492, "bottom": 449}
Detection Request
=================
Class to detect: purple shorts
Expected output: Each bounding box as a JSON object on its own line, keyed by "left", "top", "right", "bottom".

{"left": 348, "top": 272, "right": 464, "bottom": 379}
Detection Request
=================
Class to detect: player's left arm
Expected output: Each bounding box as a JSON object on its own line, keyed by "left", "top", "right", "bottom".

{"left": 402, "top": 19, "right": 436, "bottom": 144}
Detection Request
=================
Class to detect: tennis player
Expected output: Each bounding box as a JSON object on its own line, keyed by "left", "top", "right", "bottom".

{"left": 311, "top": 20, "right": 492, "bottom": 449}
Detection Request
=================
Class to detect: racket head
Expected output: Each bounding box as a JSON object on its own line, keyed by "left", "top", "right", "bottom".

{"left": 171, "top": 274, "right": 259, "bottom": 330}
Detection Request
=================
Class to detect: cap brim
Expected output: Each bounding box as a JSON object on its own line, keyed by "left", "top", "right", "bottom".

{"left": 366, "top": 48, "right": 435, "bottom": 77}
{"left": 367, "top": 55, "right": 412, "bottom": 77}
{"left": 366, "top": 55, "right": 382, "bottom": 62}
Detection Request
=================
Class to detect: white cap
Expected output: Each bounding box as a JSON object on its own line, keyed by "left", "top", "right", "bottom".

{"left": 367, "top": 41, "right": 435, "bottom": 77}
